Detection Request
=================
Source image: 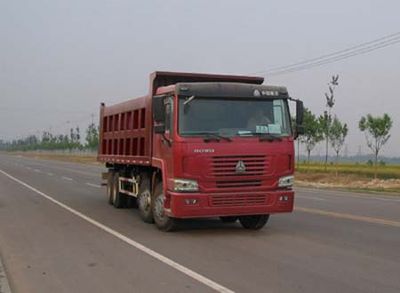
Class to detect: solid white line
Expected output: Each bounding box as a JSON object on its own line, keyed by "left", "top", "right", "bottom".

{"left": 0, "top": 255, "right": 12, "bottom": 293}
{"left": 62, "top": 176, "right": 73, "bottom": 181}
{"left": 85, "top": 182, "right": 102, "bottom": 188}
{"left": 0, "top": 169, "right": 234, "bottom": 293}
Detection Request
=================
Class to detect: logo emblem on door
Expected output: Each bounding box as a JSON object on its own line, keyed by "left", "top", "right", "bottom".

{"left": 235, "top": 160, "right": 246, "bottom": 173}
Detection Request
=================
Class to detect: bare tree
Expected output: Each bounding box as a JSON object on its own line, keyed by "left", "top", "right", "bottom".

{"left": 321, "top": 74, "right": 339, "bottom": 170}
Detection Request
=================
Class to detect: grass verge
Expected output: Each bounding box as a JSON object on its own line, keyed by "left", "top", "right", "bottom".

{"left": 9, "top": 151, "right": 99, "bottom": 165}
{"left": 296, "top": 163, "right": 400, "bottom": 194}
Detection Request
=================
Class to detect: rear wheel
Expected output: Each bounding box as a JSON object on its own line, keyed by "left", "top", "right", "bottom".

{"left": 239, "top": 215, "right": 270, "bottom": 230}
{"left": 153, "top": 182, "right": 177, "bottom": 232}
{"left": 107, "top": 171, "right": 115, "bottom": 205}
{"left": 220, "top": 216, "right": 238, "bottom": 223}
{"left": 111, "top": 172, "right": 127, "bottom": 208}
{"left": 137, "top": 175, "right": 154, "bottom": 223}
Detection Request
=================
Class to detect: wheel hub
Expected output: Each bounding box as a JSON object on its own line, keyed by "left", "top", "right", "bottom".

{"left": 139, "top": 190, "right": 151, "bottom": 211}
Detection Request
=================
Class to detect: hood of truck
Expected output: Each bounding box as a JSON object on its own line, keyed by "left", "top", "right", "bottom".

{"left": 173, "top": 137, "right": 294, "bottom": 193}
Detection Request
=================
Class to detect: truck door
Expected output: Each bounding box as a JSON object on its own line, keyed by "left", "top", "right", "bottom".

{"left": 158, "top": 96, "right": 174, "bottom": 176}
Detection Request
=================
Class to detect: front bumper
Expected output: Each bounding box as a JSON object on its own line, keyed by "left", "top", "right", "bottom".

{"left": 166, "top": 189, "right": 294, "bottom": 218}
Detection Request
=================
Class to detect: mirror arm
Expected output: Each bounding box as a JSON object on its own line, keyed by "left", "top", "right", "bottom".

{"left": 162, "top": 134, "right": 172, "bottom": 147}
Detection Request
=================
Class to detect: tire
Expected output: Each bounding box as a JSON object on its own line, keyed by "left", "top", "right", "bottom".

{"left": 111, "top": 172, "right": 127, "bottom": 208}
{"left": 152, "top": 182, "right": 177, "bottom": 232}
{"left": 137, "top": 174, "right": 154, "bottom": 223}
{"left": 239, "top": 215, "right": 270, "bottom": 230}
{"left": 107, "top": 171, "right": 115, "bottom": 205}
{"left": 220, "top": 216, "right": 238, "bottom": 223}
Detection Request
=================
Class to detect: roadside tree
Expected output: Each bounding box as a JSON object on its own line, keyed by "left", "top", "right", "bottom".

{"left": 358, "top": 113, "right": 392, "bottom": 178}
{"left": 85, "top": 123, "right": 99, "bottom": 150}
{"left": 300, "top": 108, "right": 323, "bottom": 164}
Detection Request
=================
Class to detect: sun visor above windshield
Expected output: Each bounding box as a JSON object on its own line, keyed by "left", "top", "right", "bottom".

{"left": 176, "top": 82, "right": 289, "bottom": 98}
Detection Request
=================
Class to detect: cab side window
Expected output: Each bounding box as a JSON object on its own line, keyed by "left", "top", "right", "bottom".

{"left": 164, "top": 97, "right": 173, "bottom": 133}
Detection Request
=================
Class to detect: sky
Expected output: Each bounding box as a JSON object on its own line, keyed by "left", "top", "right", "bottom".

{"left": 1, "top": 0, "right": 399, "bottom": 156}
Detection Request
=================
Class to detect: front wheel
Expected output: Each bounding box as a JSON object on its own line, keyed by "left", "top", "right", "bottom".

{"left": 152, "top": 182, "right": 178, "bottom": 232}
{"left": 239, "top": 215, "right": 270, "bottom": 230}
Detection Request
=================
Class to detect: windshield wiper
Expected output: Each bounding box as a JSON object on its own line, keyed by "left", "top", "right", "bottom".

{"left": 194, "top": 132, "right": 232, "bottom": 142}
{"left": 183, "top": 95, "right": 196, "bottom": 105}
{"left": 237, "top": 131, "right": 282, "bottom": 141}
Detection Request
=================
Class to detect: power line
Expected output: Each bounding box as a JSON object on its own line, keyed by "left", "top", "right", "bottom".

{"left": 257, "top": 31, "right": 400, "bottom": 73}
{"left": 268, "top": 37, "right": 400, "bottom": 76}
{"left": 254, "top": 31, "right": 400, "bottom": 76}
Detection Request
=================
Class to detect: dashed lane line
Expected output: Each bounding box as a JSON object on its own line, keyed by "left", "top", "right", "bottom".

{"left": 61, "top": 176, "right": 73, "bottom": 181}
{"left": 85, "top": 182, "right": 102, "bottom": 188}
{"left": 0, "top": 169, "right": 234, "bottom": 293}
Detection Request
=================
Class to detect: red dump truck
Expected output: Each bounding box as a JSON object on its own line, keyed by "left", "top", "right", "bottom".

{"left": 98, "top": 71, "right": 304, "bottom": 231}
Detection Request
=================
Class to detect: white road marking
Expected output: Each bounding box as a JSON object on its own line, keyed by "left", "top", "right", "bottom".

{"left": 86, "top": 182, "right": 102, "bottom": 188}
{"left": 62, "top": 176, "right": 73, "bottom": 181}
{"left": 34, "top": 169, "right": 41, "bottom": 173}
{"left": 0, "top": 169, "right": 234, "bottom": 293}
{"left": 298, "top": 188, "right": 400, "bottom": 203}
{"left": 297, "top": 195, "right": 326, "bottom": 201}
{"left": 0, "top": 254, "right": 12, "bottom": 293}
{"left": 26, "top": 166, "right": 32, "bottom": 170}
{"left": 47, "top": 173, "right": 54, "bottom": 176}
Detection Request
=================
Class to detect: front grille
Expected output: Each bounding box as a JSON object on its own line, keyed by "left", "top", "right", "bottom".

{"left": 210, "top": 194, "right": 266, "bottom": 207}
{"left": 216, "top": 180, "right": 262, "bottom": 188}
{"left": 211, "top": 155, "right": 267, "bottom": 177}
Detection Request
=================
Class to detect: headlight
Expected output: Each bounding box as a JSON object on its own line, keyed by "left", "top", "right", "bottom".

{"left": 278, "top": 175, "right": 294, "bottom": 187}
{"left": 172, "top": 178, "right": 199, "bottom": 192}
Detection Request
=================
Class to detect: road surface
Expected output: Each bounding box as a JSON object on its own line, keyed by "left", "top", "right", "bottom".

{"left": 0, "top": 153, "right": 399, "bottom": 293}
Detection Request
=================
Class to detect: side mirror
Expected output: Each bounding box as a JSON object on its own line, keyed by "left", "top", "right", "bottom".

{"left": 153, "top": 96, "right": 165, "bottom": 123}
{"left": 295, "top": 125, "right": 305, "bottom": 136}
{"left": 154, "top": 124, "right": 166, "bottom": 134}
{"left": 296, "top": 100, "right": 304, "bottom": 126}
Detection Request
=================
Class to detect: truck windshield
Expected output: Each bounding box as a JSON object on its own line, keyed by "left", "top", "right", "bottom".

{"left": 178, "top": 97, "right": 292, "bottom": 137}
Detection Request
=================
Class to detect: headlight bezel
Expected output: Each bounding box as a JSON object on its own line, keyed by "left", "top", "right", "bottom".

{"left": 278, "top": 175, "right": 294, "bottom": 188}
{"left": 172, "top": 178, "right": 199, "bottom": 192}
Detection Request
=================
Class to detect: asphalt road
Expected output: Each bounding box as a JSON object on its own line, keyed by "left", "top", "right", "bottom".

{"left": 0, "top": 153, "right": 399, "bottom": 293}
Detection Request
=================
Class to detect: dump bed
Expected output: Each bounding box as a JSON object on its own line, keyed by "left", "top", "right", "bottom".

{"left": 98, "top": 95, "right": 152, "bottom": 165}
